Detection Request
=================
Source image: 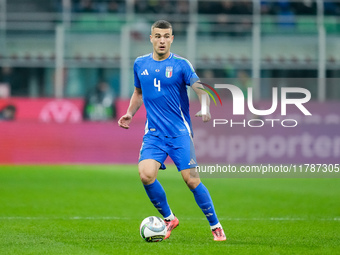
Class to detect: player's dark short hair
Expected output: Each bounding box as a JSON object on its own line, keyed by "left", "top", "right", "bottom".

{"left": 151, "top": 20, "right": 172, "bottom": 32}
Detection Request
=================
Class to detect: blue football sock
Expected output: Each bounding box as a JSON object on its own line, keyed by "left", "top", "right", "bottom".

{"left": 191, "top": 182, "right": 219, "bottom": 226}
{"left": 143, "top": 179, "right": 171, "bottom": 218}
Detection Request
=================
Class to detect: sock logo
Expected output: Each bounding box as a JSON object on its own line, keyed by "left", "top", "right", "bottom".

{"left": 202, "top": 206, "right": 212, "bottom": 212}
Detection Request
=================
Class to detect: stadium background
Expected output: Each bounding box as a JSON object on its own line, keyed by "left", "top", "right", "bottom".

{"left": 0, "top": 1, "right": 339, "bottom": 254}
{"left": 0, "top": 0, "right": 339, "bottom": 164}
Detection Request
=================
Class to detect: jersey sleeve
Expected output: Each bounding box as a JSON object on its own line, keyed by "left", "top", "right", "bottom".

{"left": 134, "top": 60, "right": 141, "bottom": 89}
{"left": 181, "top": 59, "right": 199, "bottom": 86}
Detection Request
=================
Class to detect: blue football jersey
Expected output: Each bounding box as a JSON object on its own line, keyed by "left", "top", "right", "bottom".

{"left": 134, "top": 53, "right": 199, "bottom": 137}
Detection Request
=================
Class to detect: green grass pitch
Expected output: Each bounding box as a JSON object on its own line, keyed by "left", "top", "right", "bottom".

{"left": 0, "top": 165, "right": 339, "bottom": 255}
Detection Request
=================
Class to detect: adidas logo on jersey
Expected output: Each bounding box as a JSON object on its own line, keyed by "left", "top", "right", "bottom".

{"left": 141, "top": 69, "right": 149, "bottom": 75}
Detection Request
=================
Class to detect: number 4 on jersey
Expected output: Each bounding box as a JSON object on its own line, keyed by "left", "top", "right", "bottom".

{"left": 154, "top": 78, "right": 161, "bottom": 92}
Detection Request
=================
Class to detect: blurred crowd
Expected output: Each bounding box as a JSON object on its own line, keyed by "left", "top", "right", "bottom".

{"left": 63, "top": 0, "right": 340, "bottom": 16}
{"left": 51, "top": 0, "right": 340, "bottom": 37}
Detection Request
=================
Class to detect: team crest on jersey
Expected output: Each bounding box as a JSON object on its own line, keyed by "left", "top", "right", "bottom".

{"left": 165, "top": 66, "right": 173, "bottom": 78}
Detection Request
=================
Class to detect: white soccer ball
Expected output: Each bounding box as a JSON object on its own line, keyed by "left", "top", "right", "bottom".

{"left": 140, "top": 216, "right": 167, "bottom": 242}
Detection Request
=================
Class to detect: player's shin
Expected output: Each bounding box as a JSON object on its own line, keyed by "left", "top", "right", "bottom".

{"left": 191, "top": 182, "right": 219, "bottom": 226}
{"left": 143, "top": 179, "right": 172, "bottom": 218}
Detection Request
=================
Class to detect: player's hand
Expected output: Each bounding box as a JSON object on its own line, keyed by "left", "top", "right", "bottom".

{"left": 195, "top": 110, "right": 211, "bottom": 123}
{"left": 118, "top": 114, "right": 133, "bottom": 129}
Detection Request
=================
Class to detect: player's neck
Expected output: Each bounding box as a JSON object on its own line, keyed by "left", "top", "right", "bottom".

{"left": 152, "top": 51, "right": 170, "bottom": 61}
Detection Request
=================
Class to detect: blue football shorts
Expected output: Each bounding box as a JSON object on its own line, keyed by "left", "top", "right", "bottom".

{"left": 138, "top": 133, "right": 197, "bottom": 171}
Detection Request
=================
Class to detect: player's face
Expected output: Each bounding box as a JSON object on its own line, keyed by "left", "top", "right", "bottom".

{"left": 150, "top": 28, "right": 174, "bottom": 60}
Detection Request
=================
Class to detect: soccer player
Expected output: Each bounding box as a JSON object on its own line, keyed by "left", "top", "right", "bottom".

{"left": 118, "top": 20, "right": 226, "bottom": 241}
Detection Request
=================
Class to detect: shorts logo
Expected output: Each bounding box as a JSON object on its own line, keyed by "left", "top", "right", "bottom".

{"left": 188, "top": 159, "right": 196, "bottom": 165}
{"left": 165, "top": 66, "right": 173, "bottom": 78}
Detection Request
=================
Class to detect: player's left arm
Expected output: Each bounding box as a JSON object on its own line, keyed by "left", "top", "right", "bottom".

{"left": 191, "top": 81, "right": 211, "bottom": 122}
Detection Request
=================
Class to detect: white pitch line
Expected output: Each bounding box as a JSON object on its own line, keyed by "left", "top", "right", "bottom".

{"left": 219, "top": 217, "right": 340, "bottom": 221}
{"left": 0, "top": 216, "right": 339, "bottom": 221}
{"left": 0, "top": 216, "right": 130, "bottom": 220}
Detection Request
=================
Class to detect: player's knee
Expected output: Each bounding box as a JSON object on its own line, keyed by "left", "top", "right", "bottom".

{"left": 139, "top": 170, "right": 156, "bottom": 185}
{"left": 184, "top": 178, "right": 201, "bottom": 190}
{"left": 181, "top": 168, "right": 200, "bottom": 189}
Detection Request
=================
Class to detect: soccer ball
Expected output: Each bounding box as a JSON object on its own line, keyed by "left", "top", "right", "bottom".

{"left": 140, "top": 216, "right": 167, "bottom": 242}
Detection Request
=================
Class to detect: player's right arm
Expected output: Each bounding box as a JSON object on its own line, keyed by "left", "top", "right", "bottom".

{"left": 191, "top": 81, "right": 211, "bottom": 122}
{"left": 118, "top": 87, "right": 143, "bottom": 129}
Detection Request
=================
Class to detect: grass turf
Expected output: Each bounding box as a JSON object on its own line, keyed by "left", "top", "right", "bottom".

{"left": 0, "top": 165, "right": 339, "bottom": 255}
